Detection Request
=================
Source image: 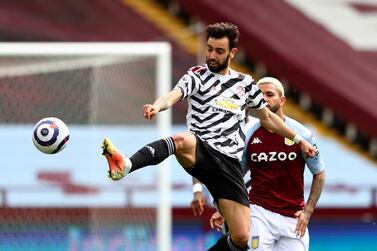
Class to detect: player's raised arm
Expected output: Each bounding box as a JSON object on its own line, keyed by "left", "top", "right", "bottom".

{"left": 255, "top": 107, "right": 317, "bottom": 157}
{"left": 143, "top": 89, "right": 183, "bottom": 120}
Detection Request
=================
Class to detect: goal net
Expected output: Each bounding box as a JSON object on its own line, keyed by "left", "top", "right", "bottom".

{"left": 0, "top": 42, "right": 172, "bottom": 251}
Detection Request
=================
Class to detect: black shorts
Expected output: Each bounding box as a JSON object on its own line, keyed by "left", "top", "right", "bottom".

{"left": 183, "top": 136, "right": 249, "bottom": 207}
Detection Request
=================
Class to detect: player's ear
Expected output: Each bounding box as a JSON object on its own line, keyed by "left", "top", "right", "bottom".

{"left": 280, "top": 96, "right": 286, "bottom": 106}
{"left": 230, "top": 48, "right": 237, "bottom": 59}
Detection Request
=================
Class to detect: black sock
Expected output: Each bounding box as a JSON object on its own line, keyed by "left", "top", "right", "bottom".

{"left": 207, "top": 234, "right": 248, "bottom": 251}
{"left": 227, "top": 235, "right": 248, "bottom": 251}
{"left": 207, "top": 235, "right": 231, "bottom": 251}
{"left": 129, "top": 137, "right": 175, "bottom": 173}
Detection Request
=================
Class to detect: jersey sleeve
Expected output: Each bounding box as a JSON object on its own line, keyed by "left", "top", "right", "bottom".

{"left": 173, "top": 67, "right": 200, "bottom": 100}
{"left": 245, "top": 79, "right": 266, "bottom": 110}
{"left": 304, "top": 133, "right": 326, "bottom": 174}
{"left": 287, "top": 118, "right": 326, "bottom": 175}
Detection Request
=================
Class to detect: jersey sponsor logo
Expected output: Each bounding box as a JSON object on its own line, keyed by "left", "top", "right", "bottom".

{"left": 251, "top": 236, "right": 259, "bottom": 249}
{"left": 284, "top": 137, "right": 294, "bottom": 146}
{"left": 251, "top": 137, "right": 262, "bottom": 144}
{"left": 212, "top": 107, "right": 230, "bottom": 113}
{"left": 214, "top": 99, "right": 240, "bottom": 111}
{"left": 250, "top": 151, "right": 298, "bottom": 162}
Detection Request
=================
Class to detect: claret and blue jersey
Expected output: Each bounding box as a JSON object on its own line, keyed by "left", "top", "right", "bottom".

{"left": 241, "top": 116, "right": 325, "bottom": 217}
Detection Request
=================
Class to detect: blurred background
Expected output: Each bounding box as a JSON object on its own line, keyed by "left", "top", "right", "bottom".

{"left": 0, "top": 0, "right": 377, "bottom": 250}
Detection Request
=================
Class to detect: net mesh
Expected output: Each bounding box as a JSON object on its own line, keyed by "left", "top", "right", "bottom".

{"left": 0, "top": 55, "right": 156, "bottom": 124}
{"left": 0, "top": 47, "right": 167, "bottom": 250}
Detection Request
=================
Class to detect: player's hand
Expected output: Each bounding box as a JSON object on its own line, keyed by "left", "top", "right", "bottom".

{"left": 294, "top": 209, "right": 311, "bottom": 238}
{"left": 191, "top": 191, "right": 206, "bottom": 216}
{"left": 210, "top": 211, "right": 224, "bottom": 232}
{"left": 299, "top": 139, "right": 317, "bottom": 158}
{"left": 143, "top": 104, "right": 160, "bottom": 120}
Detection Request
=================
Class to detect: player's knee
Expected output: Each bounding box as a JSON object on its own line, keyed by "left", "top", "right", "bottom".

{"left": 171, "top": 133, "right": 185, "bottom": 150}
{"left": 231, "top": 231, "right": 249, "bottom": 247}
{"left": 172, "top": 133, "right": 195, "bottom": 152}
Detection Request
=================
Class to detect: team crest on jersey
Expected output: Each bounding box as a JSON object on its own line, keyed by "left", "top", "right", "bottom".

{"left": 235, "top": 85, "right": 245, "bottom": 98}
{"left": 251, "top": 236, "right": 259, "bottom": 249}
{"left": 284, "top": 138, "right": 295, "bottom": 146}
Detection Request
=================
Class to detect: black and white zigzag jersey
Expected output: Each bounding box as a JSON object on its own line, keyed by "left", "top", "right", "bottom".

{"left": 174, "top": 65, "right": 266, "bottom": 160}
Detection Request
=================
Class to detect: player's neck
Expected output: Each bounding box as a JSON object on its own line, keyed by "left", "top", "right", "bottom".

{"left": 217, "top": 67, "right": 231, "bottom": 76}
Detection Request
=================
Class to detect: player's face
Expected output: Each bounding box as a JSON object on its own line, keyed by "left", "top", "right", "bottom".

{"left": 259, "top": 83, "right": 285, "bottom": 113}
{"left": 205, "top": 37, "right": 236, "bottom": 74}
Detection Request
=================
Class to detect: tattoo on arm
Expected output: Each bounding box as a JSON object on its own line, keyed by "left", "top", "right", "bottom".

{"left": 306, "top": 172, "right": 325, "bottom": 213}
{"left": 159, "top": 97, "right": 169, "bottom": 111}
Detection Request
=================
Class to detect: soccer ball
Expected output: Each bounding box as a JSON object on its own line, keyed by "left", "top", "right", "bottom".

{"left": 32, "top": 117, "right": 70, "bottom": 154}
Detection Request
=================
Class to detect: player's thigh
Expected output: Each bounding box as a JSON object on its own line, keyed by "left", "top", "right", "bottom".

{"left": 275, "top": 233, "right": 309, "bottom": 251}
{"left": 277, "top": 216, "right": 309, "bottom": 251}
{"left": 249, "top": 215, "right": 275, "bottom": 251}
{"left": 218, "top": 198, "right": 250, "bottom": 243}
{"left": 172, "top": 132, "right": 197, "bottom": 168}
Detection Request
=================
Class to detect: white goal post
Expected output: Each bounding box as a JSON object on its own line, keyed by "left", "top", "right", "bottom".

{"left": 0, "top": 42, "right": 172, "bottom": 251}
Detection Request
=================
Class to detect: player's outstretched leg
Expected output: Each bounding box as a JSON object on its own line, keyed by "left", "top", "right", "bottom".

{"left": 102, "top": 138, "right": 131, "bottom": 180}
{"left": 102, "top": 137, "right": 177, "bottom": 181}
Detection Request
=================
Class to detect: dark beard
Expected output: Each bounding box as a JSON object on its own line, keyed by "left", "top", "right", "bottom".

{"left": 268, "top": 105, "right": 279, "bottom": 113}
{"left": 206, "top": 54, "right": 230, "bottom": 73}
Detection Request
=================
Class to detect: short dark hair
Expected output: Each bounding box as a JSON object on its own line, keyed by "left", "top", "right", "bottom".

{"left": 206, "top": 22, "right": 240, "bottom": 49}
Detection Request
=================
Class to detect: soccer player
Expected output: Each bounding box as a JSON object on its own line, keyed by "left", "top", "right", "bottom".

{"left": 207, "top": 77, "right": 326, "bottom": 251}
{"left": 102, "top": 23, "right": 317, "bottom": 251}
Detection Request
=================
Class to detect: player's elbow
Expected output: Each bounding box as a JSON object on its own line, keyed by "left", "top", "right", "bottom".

{"left": 315, "top": 170, "right": 326, "bottom": 179}
{"left": 314, "top": 170, "right": 326, "bottom": 184}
